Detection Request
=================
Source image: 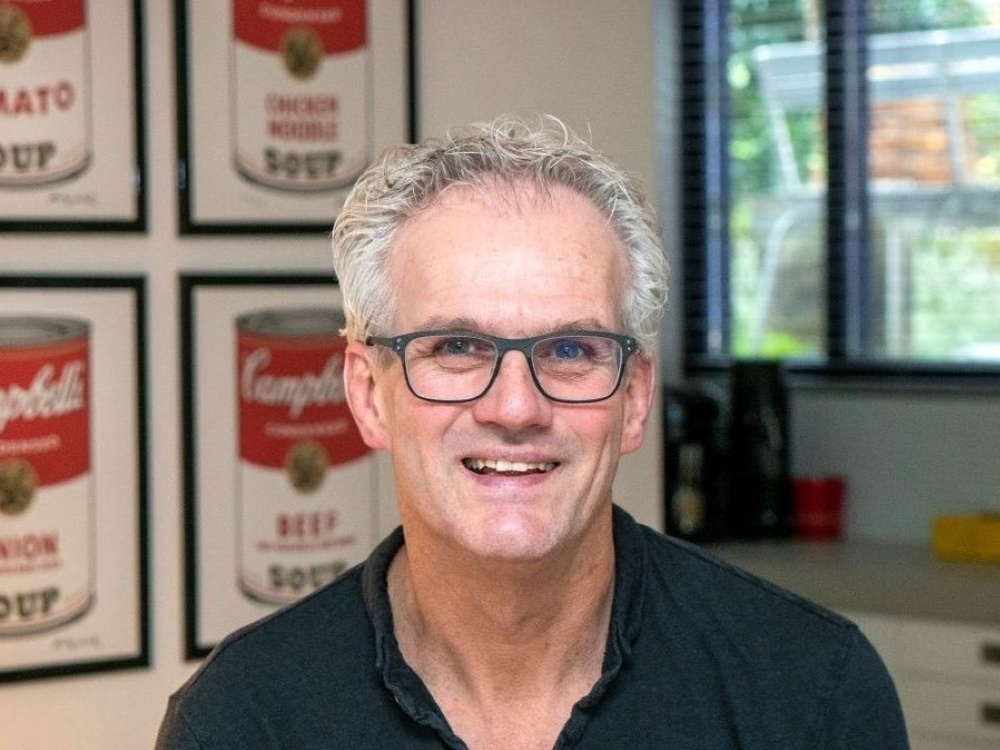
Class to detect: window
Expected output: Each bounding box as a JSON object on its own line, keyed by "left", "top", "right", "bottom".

{"left": 680, "top": 0, "right": 1000, "bottom": 378}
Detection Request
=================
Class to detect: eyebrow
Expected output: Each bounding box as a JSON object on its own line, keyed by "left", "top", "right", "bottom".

{"left": 411, "top": 316, "right": 614, "bottom": 335}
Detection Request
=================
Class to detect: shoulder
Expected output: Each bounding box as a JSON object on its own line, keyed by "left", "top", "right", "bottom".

{"left": 619, "top": 510, "right": 884, "bottom": 695}
{"left": 614, "top": 515, "right": 907, "bottom": 744}
{"left": 636, "top": 520, "right": 854, "bottom": 635}
{"left": 163, "top": 565, "right": 376, "bottom": 743}
{"left": 203, "top": 559, "right": 370, "bottom": 667}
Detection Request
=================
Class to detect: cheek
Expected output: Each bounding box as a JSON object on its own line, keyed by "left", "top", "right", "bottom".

{"left": 388, "top": 399, "right": 461, "bottom": 463}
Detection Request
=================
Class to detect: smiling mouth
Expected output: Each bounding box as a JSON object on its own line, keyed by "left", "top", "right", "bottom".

{"left": 462, "top": 458, "right": 558, "bottom": 476}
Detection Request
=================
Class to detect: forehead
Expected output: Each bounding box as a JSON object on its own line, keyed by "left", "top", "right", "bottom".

{"left": 387, "top": 183, "right": 627, "bottom": 333}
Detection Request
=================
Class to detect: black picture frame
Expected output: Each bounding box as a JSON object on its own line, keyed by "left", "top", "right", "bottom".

{"left": 175, "top": 0, "right": 416, "bottom": 234}
{"left": 0, "top": 276, "right": 149, "bottom": 683}
{"left": 180, "top": 273, "right": 379, "bottom": 658}
{"left": 0, "top": 2, "right": 147, "bottom": 232}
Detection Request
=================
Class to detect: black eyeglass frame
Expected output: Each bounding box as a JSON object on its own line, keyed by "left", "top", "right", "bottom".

{"left": 365, "top": 329, "right": 640, "bottom": 404}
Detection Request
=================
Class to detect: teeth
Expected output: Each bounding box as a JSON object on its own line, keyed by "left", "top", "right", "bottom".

{"left": 464, "top": 458, "right": 556, "bottom": 474}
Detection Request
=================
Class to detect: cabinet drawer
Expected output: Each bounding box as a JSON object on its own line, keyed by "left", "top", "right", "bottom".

{"left": 900, "top": 620, "right": 1000, "bottom": 682}
{"left": 899, "top": 680, "right": 1000, "bottom": 745}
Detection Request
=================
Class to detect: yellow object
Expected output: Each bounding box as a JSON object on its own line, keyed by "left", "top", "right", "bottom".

{"left": 932, "top": 514, "right": 1000, "bottom": 563}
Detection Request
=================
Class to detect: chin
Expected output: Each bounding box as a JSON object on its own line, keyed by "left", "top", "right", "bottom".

{"left": 461, "top": 515, "right": 565, "bottom": 562}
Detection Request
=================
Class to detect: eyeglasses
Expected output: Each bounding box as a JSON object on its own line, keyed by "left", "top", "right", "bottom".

{"left": 365, "top": 329, "right": 638, "bottom": 404}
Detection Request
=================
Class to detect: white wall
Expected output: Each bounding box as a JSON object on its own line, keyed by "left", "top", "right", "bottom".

{"left": 792, "top": 387, "right": 1000, "bottom": 543}
{"left": 0, "top": 1, "right": 661, "bottom": 747}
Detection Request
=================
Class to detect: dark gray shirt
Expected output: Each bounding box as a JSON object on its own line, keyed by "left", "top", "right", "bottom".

{"left": 156, "top": 505, "right": 909, "bottom": 748}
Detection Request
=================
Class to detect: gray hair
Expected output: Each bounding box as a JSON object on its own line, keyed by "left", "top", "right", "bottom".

{"left": 330, "top": 116, "right": 669, "bottom": 351}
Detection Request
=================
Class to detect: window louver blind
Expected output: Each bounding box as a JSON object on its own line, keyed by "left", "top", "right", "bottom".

{"left": 678, "top": 0, "right": 1000, "bottom": 380}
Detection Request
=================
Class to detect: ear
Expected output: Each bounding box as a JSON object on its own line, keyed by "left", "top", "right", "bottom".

{"left": 343, "top": 341, "right": 392, "bottom": 451}
{"left": 619, "top": 352, "right": 655, "bottom": 456}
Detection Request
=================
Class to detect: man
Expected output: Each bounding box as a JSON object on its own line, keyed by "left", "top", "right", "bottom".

{"left": 157, "top": 117, "right": 908, "bottom": 748}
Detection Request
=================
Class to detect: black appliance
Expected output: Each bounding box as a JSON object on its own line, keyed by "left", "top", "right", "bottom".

{"left": 662, "top": 384, "right": 727, "bottom": 542}
{"left": 727, "top": 360, "right": 792, "bottom": 538}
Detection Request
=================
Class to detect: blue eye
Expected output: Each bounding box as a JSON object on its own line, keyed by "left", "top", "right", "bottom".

{"left": 441, "top": 337, "right": 476, "bottom": 356}
{"left": 442, "top": 339, "right": 466, "bottom": 354}
{"left": 552, "top": 339, "right": 586, "bottom": 359}
{"left": 431, "top": 336, "right": 496, "bottom": 364}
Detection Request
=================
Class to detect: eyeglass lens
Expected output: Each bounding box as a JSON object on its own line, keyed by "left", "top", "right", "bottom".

{"left": 403, "top": 333, "right": 624, "bottom": 402}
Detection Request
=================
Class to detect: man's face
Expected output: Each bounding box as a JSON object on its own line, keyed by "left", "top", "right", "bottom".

{"left": 344, "top": 184, "right": 654, "bottom": 563}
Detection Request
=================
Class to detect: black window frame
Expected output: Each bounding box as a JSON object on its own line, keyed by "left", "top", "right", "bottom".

{"left": 679, "top": 0, "right": 1000, "bottom": 386}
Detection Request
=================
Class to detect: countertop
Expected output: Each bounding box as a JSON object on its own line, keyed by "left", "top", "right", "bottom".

{"left": 705, "top": 539, "right": 1000, "bottom": 627}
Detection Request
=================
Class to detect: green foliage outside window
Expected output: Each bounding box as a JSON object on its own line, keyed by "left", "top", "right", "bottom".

{"left": 728, "top": 0, "right": 1000, "bottom": 361}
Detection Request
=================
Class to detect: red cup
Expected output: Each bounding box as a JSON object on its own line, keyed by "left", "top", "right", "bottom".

{"left": 793, "top": 476, "right": 845, "bottom": 540}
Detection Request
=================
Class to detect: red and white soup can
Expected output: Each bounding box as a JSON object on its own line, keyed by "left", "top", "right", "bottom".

{"left": 236, "top": 307, "right": 372, "bottom": 604}
{"left": 0, "top": 317, "right": 93, "bottom": 636}
{"left": 231, "top": 0, "right": 370, "bottom": 192}
{"left": 0, "top": 0, "right": 92, "bottom": 186}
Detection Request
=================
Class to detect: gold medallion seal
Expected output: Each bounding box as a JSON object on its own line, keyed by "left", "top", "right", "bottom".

{"left": 0, "top": 458, "right": 38, "bottom": 516}
{"left": 0, "top": 5, "right": 32, "bottom": 64}
{"left": 285, "top": 440, "right": 328, "bottom": 494}
{"left": 280, "top": 26, "right": 323, "bottom": 80}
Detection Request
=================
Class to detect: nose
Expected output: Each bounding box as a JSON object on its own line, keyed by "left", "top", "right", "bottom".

{"left": 471, "top": 349, "right": 553, "bottom": 429}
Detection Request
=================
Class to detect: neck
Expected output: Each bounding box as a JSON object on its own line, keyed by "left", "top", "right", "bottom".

{"left": 387, "top": 512, "right": 616, "bottom": 703}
